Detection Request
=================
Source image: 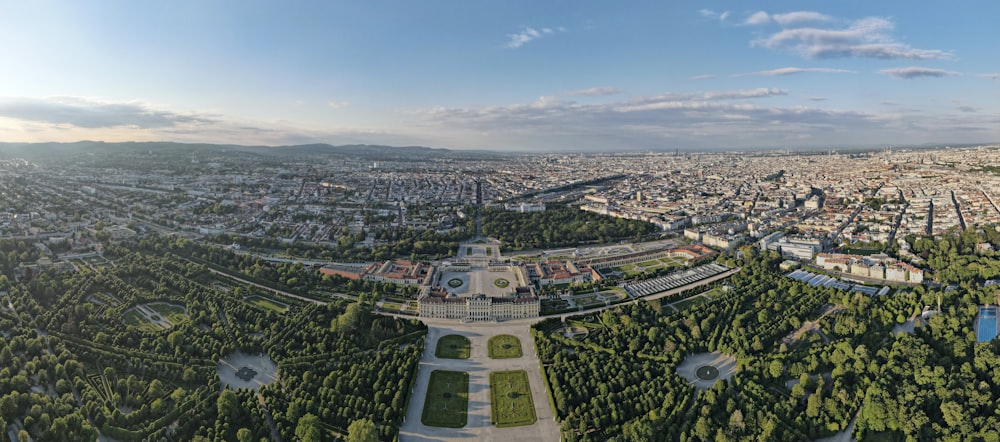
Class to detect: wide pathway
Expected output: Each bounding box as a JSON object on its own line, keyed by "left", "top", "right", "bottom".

{"left": 398, "top": 320, "right": 559, "bottom": 442}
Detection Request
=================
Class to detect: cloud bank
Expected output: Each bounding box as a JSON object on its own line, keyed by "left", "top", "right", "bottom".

{"left": 0, "top": 96, "right": 217, "bottom": 129}
{"left": 879, "top": 67, "right": 959, "bottom": 79}
{"left": 564, "top": 87, "right": 623, "bottom": 97}
{"left": 749, "top": 15, "right": 950, "bottom": 60}
{"left": 732, "top": 67, "right": 855, "bottom": 77}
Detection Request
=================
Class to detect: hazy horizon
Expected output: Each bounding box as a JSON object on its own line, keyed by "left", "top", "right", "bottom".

{"left": 1, "top": 1, "right": 997, "bottom": 151}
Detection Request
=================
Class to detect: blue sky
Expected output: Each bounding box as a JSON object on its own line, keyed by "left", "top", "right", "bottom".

{"left": 0, "top": 0, "right": 997, "bottom": 151}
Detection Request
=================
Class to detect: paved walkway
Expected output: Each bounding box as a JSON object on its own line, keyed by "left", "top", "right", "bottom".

{"left": 398, "top": 321, "right": 559, "bottom": 442}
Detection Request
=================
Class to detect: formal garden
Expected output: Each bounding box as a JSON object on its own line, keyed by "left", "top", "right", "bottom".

{"left": 489, "top": 370, "right": 536, "bottom": 427}
{"left": 421, "top": 370, "right": 470, "bottom": 428}
{"left": 436, "top": 334, "right": 472, "bottom": 359}
{"left": 487, "top": 334, "right": 523, "bottom": 359}
{"left": 0, "top": 236, "right": 427, "bottom": 441}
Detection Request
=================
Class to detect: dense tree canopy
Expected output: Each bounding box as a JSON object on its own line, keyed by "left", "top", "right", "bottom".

{"left": 483, "top": 204, "right": 659, "bottom": 250}
{"left": 536, "top": 245, "right": 1000, "bottom": 441}
{"left": 0, "top": 237, "right": 425, "bottom": 441}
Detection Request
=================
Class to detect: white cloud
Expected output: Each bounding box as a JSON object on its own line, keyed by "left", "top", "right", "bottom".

{"left": 744, "top": 11, "right": 771, "bottom": 25}
{"left": 410, "top": 88, "right": 913, "bottom": 150}
{"left": 753, "top": 16, "right": 951, "bottom": 60}
{"left": 879, "top": 67, "right": 960, "bottom": 79}
{"left": 690, "top": 74, "right": 718, "bottom": 80}
{"left": 732, "top": 67, "right": 856, "bottom": 77}
{"left": 978, "top": 73, "right": 1000, "bottom": 80}
{"left": 700, "top": 9, "right": 730, "bottom": 21}
{"left": 564, "top": 87, "right": 623, "bottom": 97}
{"left": 0, "top": 96, "right": 217, "bottom": 129}
{"left": 506, "top": 26, "right": 564, "bottom": 48}
{"left": 328, "top": 100, "right": 351, "bottom": 109}
{"left": 772, "top": 11, "right": 832, "bottom": 26}
{"left": 0, "top": 95, "right": 427, "bottom": 147}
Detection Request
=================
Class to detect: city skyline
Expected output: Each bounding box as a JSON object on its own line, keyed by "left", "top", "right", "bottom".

{"left": 0, "top": 0, "right": 998, "bottom": 152}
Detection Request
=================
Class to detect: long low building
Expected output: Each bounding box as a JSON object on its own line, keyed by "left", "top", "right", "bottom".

{"left": 418, "top": 287, "right": 539, "bottom": 321}
{"left": 319, "top": 259, "right": 434, "bottom": 286}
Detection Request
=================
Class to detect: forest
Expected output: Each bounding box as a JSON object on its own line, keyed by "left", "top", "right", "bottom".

{"left": 482, "top": 204, "right": 659, "bottom": 251}
{"left": 906, "top": 226, "right": 1000, "bottom": 284}
{"left": 0, "top": 237, "right": 424, "bottom": 441}
{"left": 535, "top": 241, "right": 1000, "bottom": 441}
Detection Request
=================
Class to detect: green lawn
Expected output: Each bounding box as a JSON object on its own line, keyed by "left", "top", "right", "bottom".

{"left": 436, "top": 334, "right": 472, "bottom": 359}
{"left": 488, "top": 334, "right": 522, "bottom": 359}
{"left": 379, "top": 302, "right": 403, "bottom": 312}
{"left": 673, "top": 295, "right": 712, "bottom": 311}
{"left": 490, "top": 370, "right": 536, "bottom": 427}
{"left": 147, "top": 302, "right": 189, "bottom": 325}
{"left": 244, "top": 295, "right": 288, "bottom": 313}
{"left": 122, "top": 310, "right": 164, "bottom": 332}
{"left": 422, "top": 370, "right": 469, "bottom": 428}
{"left": 573, "top": 295, "right": 603, "bottom": 308}
{"left": 637, "top": 259, "right": 663, "bottom": 268}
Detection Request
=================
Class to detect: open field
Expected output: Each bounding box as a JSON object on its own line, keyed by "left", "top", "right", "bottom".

{"left": 436, "top": 334, "right": 472, "bottom": 359}
{"left": 490, "top": 370, "right": 536, "bottom": 427}
{"left": 421, "top": 370, "right": 469, "bottom": 428}
{"left": 488, "top": 334, "right": 523, "bottom": 359}
{"left": 244, "top": 295, "right": 288, "bottom": 313}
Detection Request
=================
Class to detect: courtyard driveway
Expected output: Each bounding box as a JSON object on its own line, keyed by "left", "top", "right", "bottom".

{"left": 398, "top": 319, "right": 559, "bottom": 442}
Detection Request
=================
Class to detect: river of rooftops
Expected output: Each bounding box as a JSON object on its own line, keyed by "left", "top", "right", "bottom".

{"left": 2, "top": 146, "right": 1000, "bottom": 256}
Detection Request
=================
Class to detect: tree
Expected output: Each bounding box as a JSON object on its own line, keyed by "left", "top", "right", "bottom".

{"left": 295, "top": 413, "right": 323, "bottom": 442}
{"left": 728, "top": 409, "right": 745, "bottom": 432}
{"left": 347, "top": 418, "right": 378, "bottom": 442}
{"left": 769, "top": 360, "right": 784, "bottom": 378}
{"left": 217, "top": 389, "right": 239, "bottom": 421}
{"left": 236, "top": 428, "right": 254, "bottom": 442}
{"left": 182, "top": 367, "right": 197, "bottom": 383}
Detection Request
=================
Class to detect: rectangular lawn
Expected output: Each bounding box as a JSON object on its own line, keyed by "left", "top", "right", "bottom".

{"left": 245, "top": 295, "right": 289, "bottom": 313}
{"left": 487, "top": 334, "right": 523, "bottom": 359}
{"left": 421, "top": 370, "right": 469, "bottom": 428}
{"left": 490, "top": 370, "right": 536, "bottom": 427}
{"left": 436, "top": 334, "right": 472, "bottom": 359}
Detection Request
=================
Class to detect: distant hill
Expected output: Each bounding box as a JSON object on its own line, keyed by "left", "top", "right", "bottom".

{"left": 0, "top": 141, "right": 506, "bottom": 161}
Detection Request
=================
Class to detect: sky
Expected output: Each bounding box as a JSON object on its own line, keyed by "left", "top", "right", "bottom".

{"left": 0, "top": 0, "right": 997, "bottom": 152}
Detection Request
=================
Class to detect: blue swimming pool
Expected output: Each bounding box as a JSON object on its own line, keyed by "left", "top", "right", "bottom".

{"left": 977, "top": 306, "right": 998, "bottom": 343}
